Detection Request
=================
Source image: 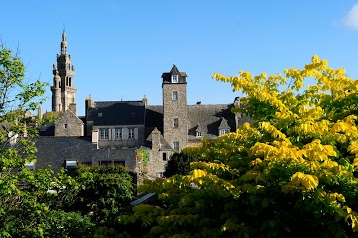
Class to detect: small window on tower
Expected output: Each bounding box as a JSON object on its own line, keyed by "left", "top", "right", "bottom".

{"left": 172, "top": 91, "right": 178, "bottom": 100}
{"left": 172, "top": 75, "right": 178, "bottom": 83}
{"left": 173, "top": 118, "right": 179, "bottom": 128}
{"left": 64, "top": 124, "right": 68, "bottom": 129}
{"left": 173, "top": 142, "right": 179, "bottom": 151}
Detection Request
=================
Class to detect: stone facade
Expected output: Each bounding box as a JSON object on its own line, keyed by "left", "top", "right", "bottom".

{"left": 162, "top": 67, "right": 188, "bottom": 151}
{"left": 93, "top": 125, "right": 145, "bottom": 149}
{"left": 40, "top": 31, "right": 250, "bottom": 181}
{"left": 54, "top": 110, "right": 84, "bottom": 136}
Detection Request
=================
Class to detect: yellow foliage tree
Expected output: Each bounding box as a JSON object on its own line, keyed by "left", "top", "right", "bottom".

{"left": 118, "top": 56, "right": 358, "bottom": 238}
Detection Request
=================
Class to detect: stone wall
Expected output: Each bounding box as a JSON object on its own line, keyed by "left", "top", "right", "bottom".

{"left": 54, "top": 110, "right": 84, "bottom": 136}
{"left": 162, "top": 83, "right": 187, "bottom": 151}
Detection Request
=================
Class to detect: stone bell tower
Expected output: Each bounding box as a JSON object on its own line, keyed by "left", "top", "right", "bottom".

{"left": 51, "top": 30, "right": 77, "bottom": 114}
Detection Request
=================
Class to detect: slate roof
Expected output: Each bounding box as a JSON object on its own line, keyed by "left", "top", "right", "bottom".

{"left": 37, "top": 123, "right": 55, "bottom": 136}
{"left": 34, "top": 137, "right": 96, "bottom": 172}
{"left": 218, "top": 118, "right": 230, "bottom": 129}
{"left": 87, "top": 101, "right": 146, "bottom": 126}
{"left": 145, "top": 105, "right": 164, "bottom": 138}
{"left": 144, "top": 129, "right": 173, "bottom": 150}
{"left": 187, "top": 104, "right": 236, "bottom": 140}
{"left": 162, "top": 65, "right": 187, "bottom": 84}
{"left": 35, "top": 136, "right": 137, "bottom": 172}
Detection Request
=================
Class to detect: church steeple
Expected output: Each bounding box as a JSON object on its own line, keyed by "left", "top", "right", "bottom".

{"left": 61, "top": 30, "right": 68, "bottom": 55}
{"left": 51, "top": 30, "right": 77, "bottom": 114}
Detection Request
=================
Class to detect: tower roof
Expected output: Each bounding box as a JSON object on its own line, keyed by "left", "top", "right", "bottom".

{"left": 60, "top": 30, "right": 68, "bottom": 54}
{"left": 162, "top": 65, "right": 187, "bottom": 84}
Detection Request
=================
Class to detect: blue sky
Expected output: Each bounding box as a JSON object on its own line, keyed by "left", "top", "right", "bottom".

{"left": 1, "top": 1, "right": 358, "bottom": 116}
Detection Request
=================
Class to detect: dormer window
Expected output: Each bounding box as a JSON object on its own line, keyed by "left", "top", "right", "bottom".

{"left": 219, "top": 129, "right": 230, "bottom": 136}
{"left": 171, "top": 75, "right": 178, "bottom": 83}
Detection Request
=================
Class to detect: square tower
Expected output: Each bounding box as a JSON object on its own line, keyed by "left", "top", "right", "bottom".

{"left": 162, "top": 65, "right": 188, "bottom": 151}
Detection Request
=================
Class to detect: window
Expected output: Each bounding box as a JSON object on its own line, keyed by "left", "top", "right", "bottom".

{"left": 172, "top": 91, "right": 178, "bottom": 100}
{"left": 115, "top": 128, "right": 122, "bottom": 140}
{"left": 171, "top": 75, "right": 178, "bottom": 83}
{"left": 114, "top": 161, "right": 125, "bottom": 167}
{"left": 129, "top": 128, "right": 134, "bottom": 139}
{"left": 156, "top": 172, "right": 165, "bottom": 178}
{"left": 173, "top": 118, "right": 179, "bottom": 128}
{"left": 65, "top": 160, "right": 77, "bottom": 169}
{"left": 173, "top": 142, "right": 179, "bottom": 151}
{"left": 196, "top": 131, "right": 203, "bottom": 137}
{"left": 25, "top": 161, "right": 35, "bottom": 170}
{"left": 98, "top": 112, "right": 103, "bottom": 117}
{"left": 100, "top": 128, "right": 109, "bottom": 140}
{"left": 64, "top": 123, "right": 68, "bottom": 129}
{"left": 99, "top": 160, "right": 125, "bottom": 167}
{"left": 162, "top": 152, "right": 167, "bottom": 161}
{"left": 99, "top": 160, "right": 112, "bottom": 166}
{"left": 219, "top": 129, "right": 230, "bottom": 136}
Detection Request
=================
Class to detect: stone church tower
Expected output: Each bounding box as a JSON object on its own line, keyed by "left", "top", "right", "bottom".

{"left": 162, "top": 65, "right": 188, "bottom": 151}
{"left": 51, "top": 30, "right": 77, "bottom": 114}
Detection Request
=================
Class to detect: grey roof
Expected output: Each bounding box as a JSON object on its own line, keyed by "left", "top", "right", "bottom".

{"left": 195, "top": 124, "right": 204, "bottom": 132}
{"left": 145, "top": 129, "right": 173, "bottom": 150}
{"left": 35, "top": 137, "right": 96, "bottom": 172}
{"left": 187, "top": 104, "right": 236, "bottom": 140}
{"left": 218, "top": 118, "right": 230, "bottom": 129}
{"left": 145, "top": 105, "right": 163, "bottom": 138}
{"left": 37, "top": 123, "right": 55, "bottom": 136}
{"left": 162, "top": 65, "right": 187, "bottom": 84}
{"left": 88, "top": 101, "right": 145, "bottom": 126}
{"left": 35, "top": 137, "right": 137, "bottom": 172}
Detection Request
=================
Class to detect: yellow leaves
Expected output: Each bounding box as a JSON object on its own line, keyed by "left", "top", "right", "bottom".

{"left": 348, "top": 141, "right": 358, "bottom": 156}
{"left": 344, "top": 206, "right": 358, "bottom": 232}
{"left": 282, "top": 172, "right": 319, "bottom": 193}
{"left": 301, "top": 139, "right": 337, "bottom": 162}
{"left": 192, "top": 169, "right": 207, "bottom": 179}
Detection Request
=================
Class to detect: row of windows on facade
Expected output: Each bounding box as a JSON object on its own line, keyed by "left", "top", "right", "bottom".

{"left": 172, "top": 117, "right": 230, "bottom": 137}
{"left": 195, "top": 129, "right": 229, "bottom": 137}
{"left": 100, "top": 128, "right": 138, "bottom": 140}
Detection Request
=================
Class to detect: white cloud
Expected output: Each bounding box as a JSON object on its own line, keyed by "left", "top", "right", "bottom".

{"left": 343, "top": 3, "right": 358, "bottom": 29}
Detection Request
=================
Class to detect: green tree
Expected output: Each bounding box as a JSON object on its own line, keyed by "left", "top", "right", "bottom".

{"left": 56, "top": 165, "right": 136, "bottom": 226}
{"left": 164, "top": 152, "right": 199, "bottom": 177}
{"left": 0, "top": 42, "right": 94, "bottom": 238}
{"left": 119, "top": 56, "right": 358, "bottom": 237}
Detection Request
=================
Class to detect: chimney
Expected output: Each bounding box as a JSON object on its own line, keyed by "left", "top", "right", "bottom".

{"left": 151, "top": 127, "right": 161, "bottom": 151}
{"left": 142, "top": 95, "right": 148, "bottom": 107}
{"left": 85, "top": 97, "right": 94, "bottom": 118}
{"left": 92, "top": 129, "right": 99, "bottom": 145}
{"left": 38, "top": 106, "right": 43, "bottom": 120}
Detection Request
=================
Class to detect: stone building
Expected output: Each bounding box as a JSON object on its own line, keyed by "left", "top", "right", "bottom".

{"left": 35, "top": 32, "right": 251, "bottom": 177}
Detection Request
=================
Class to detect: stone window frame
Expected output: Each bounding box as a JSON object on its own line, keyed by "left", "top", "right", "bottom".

{"left": 173, "top": 118, "right": 179, "bottom": 128}
{"left": 171, "top": 75, "right": 178, "bottom": 83}
{"left": 172, "top": 91, "right": 178, "bottom": 100}
{"left": 173, "top": 141, "right": 179, "bottom": 151}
